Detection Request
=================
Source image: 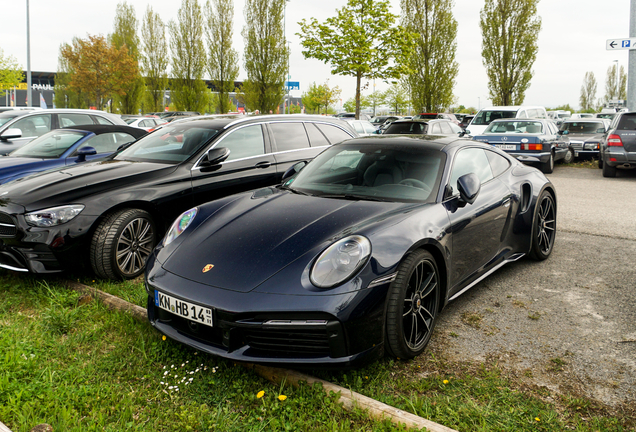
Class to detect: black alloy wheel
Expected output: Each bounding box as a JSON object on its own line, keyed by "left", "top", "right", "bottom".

{"left": 529, "top": 191, "right": 556, "bottom": 261}
{"left": 90, "top": 208, "right": 157, "bottom": 280}
{"left": 386, "top": 249, "right": 440, "bottom": 359}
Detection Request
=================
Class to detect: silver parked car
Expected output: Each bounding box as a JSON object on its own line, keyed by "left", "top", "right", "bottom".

{"left": 0, "top": 109, "right": 126, "bottom": 155}
{"left": 559, "top": 118, "right": 610, "bottom": 160}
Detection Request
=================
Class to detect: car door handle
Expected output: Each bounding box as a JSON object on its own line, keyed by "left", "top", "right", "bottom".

{"left": 254, "top": 161, "right": 271, "bottom": 169}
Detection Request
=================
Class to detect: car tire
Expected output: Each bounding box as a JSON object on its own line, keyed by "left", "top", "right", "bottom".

{"left": 598, "top": 157, "right": 603, "bottom": 169}
{"left": 90, "top": 208, "right": 156, "bottom": 280}
{"left": 561, "top": 148, "right": 574, "bottom": 164}
{"left": 539, "top": 152, "right": 554, "bottom": 174}
{"left": 528, "top": 191, "right": 556, "bottom": 261}
{"left": 385, "top": 249, "right": 440, "bottom": 360}
{"left": 602, "top": 161, "right": 617, "bottom": 178}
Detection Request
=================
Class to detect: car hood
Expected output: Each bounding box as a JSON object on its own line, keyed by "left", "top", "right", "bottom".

{"left": 0, "top": 158, "right": 178, "bottom": 212}
{"left": 162, "top": 189, "right": 411, "bottom": 293}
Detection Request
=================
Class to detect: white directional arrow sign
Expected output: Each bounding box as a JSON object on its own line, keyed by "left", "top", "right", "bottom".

{"left": 606, "top": 38, "right": 636, "bottom": 50}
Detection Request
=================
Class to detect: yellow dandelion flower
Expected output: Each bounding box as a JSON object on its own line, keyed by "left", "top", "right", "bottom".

{"left": 443, "top": 380, "right": 449, "bottom": 384}
{"left": 278, "top": 395, "right": 287, "bottom": 401}
{"left": 257, "top": 390, "right": 265, "bottom": 398}
{"left": 162, "top": 335, "right": 166, "bottom": 341}
{"left": 535, "top": 417, "right": 540, "bottom": 422}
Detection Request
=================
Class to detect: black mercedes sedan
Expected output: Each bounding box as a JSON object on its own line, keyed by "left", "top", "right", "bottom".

{"left": 146, "top": 135, "right": 557, "bottom": 367}
{"left": 0, "top": 115, "right": 356, "bottom": 279}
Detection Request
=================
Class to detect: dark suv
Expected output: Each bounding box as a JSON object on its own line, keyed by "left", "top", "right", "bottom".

{"left": 599, "top": 112, "right": 636, "bottom": 177}
{"left": 0, "top": 115, "right": 356, "bottom": 279}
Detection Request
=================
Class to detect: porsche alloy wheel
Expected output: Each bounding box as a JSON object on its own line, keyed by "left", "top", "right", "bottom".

{"left": 386, "top": 250, "right": 440, "bottom": 359}
{"left": 529, "top": 191, "right": 556, "bottom": 261}
{"left": 90, "top": 208, "right": 156, "bottom": 280}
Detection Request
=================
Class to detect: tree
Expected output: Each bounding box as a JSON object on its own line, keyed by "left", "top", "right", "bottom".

{"left": 367, "top": 90, "right": 384, "bottom": 116}
{"left": 298, "top": 0, "right": 413, "bottom": 119}
{"left": 110, "top": 2, "right": 144, "bottom": 114}
{"left": 402, "top": 0, "right": 458, "bottom": 113}
{"left": 301, "top": 81, "right": 341, "bottom": 114}
{"left": 579, "top": 71, "right": 597, "bottom": 112}
{"left": 54, "top": 40, "right": 90, "bottom": 109}
{"left": 205, "top": 0, "right": 239, "bottom": 114}
{"left": 480, "top": 0, "right": 541, "bottom": 106}
{"left": 141, "top": 6, "right": 169, "bottom": 113}
{"left": 60, "top": 34, "right": 137, "bottom": 110}
{"left": 169, "top": 0, "right": 208, "bottom": 113}
{"left": 0, "top": 49, "right": 23, "bottom": 99}
{"left": 242, "top": 0, "right": 288, "bottom": 113}
{"left": 605, "top": 64, "right": 627, "bottom": 103}
{"left": 382, "top": 82, "right": 410, "bottom": 114}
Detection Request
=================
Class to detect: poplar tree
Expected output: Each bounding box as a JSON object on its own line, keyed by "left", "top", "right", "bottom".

{"left": 141, "top": 6, "right": 169, "bottom": 113}
{"left": 401, "top": 0, "right": 458, "bottom": 112}
{"left": 298, "top": 0, "right": 413, "bottom": 119}
{"left": 205, "top": 0, "right": 239, "bottom": 114}
{"left": 169, "top": 0, "right": 208, "bottom": 113}
{"left": 605, "top": 64, "right": 627, "bottom": 103}
{"left": 579, "top": 71, "right": 597, "bottom": 112}
{"left": 242, "top": 0, "right": 288, "bottom": 113}
{"left": 110, "top": 1, "right": 144, "bottom": 114}
{"left": 480, "top": 0, "right": 541, "bottom": 106}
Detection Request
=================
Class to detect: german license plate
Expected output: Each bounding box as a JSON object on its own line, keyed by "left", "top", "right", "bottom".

{"left": 495, "top": 144, "right": 517, "bottom": 150}
{"left": 155, "top": 290, "right": 213, "bottom": 327}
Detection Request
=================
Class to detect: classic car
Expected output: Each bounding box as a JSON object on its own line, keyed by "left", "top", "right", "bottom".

{"left": 559, "top": 118, "right": 610, "bottom": 160}
{"left": 146, "top": 135, "right": 557, "bottom": 367}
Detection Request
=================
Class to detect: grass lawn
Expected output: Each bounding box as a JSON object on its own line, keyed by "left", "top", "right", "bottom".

{"left": 0, "top": 272, "right": 632, "bottom": 431}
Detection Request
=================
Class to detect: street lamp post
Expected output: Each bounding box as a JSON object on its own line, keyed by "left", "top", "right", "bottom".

{"left": 614, "top": 60, "right": 620, "bottom": 103}
{"left": 26, "top": 0, "right": 32, "bottom": 107}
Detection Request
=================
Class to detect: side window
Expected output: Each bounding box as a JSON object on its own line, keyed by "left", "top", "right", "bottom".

{"left": 93, "top": 115, "right": 113, "bottom": 125}
{"left": 78, "top": 132, "right": 137, "bottom": 153}
{"left": 440, "top": 122, "right": 453, "bottom": 134}
{"left": 315, "top": 123, "right": 352, "bottom": 144}
{"left": 430, "top": 123, "right": 442, "bottom": 134}
{"left": 449, "top": 148, "right": 494, "bottom": 194}
{"left": 217, "top": 124, "right": 265, "bottom": 162}
{"left": 269, "top": 122, "right": 310, "bottom": 151}
{"left": 304, "top": 123, "right": 330, "bottom": 147}
{"left": 449, "top": 122, "right": 462, "bottom": 134}
{"left": 352, "top": 122, "right": 364, "bottom": 134}
{"left": 485, "top": 150, "right": 511, "bottom": 177}
{"left": 11, "top": 114, "right": 52, "bottom": 138}
{"left": 517, "top": 110, "right": 528, "bottom": 119}
{"left": 59, "top": 113, "right": 94, "bottom": 127}
{"left": 363, "top": 122, "right": 377, "bottom": 134}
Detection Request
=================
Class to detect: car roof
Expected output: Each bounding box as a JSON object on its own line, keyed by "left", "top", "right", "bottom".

{"left": 0, "top": 111, "right": 30, "bottom": 119}
{"left": 166, "top": 114, "right": 356, "bottom": 132}
{"left": 338, "top": 134, "right": 465, "bottom": 151}
{"left": 61, "top": 124, "right": 148, "bottom": 138}
{"left": 562, "top": 118, "right": 606, "bottom": 122}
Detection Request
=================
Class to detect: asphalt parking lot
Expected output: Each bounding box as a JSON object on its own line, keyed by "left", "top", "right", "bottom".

{"left": 431, "top": 166, "right": 636, "bottom": 407}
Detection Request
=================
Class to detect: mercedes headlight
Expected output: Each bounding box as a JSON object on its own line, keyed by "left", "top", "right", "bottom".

{"left": 25, "top": 205, "right": 85, "bottom": 227}
{"left": 310, "top": 235, "right": 371, "bottom": 288}
{"left": 164, "top": 207, "right": 197, "bottom": 246}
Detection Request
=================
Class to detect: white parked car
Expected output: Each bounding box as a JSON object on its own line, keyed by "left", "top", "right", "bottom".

{"left": 468, "top": 106, "right": 548, "bottom": 135}
{"left": 122, "top": 116, "right": 167, "bottom": 132}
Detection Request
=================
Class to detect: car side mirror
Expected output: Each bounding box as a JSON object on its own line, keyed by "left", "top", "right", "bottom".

{"left": 199, "top": 147, "right": 230, "bottom": 167}
{"left": 76, "top": 146, "right": 97, "bottom": 162}
{"left": 282, "top": 160, "right": 307, "bottom": 181}
{"left": 1, "top": 128, "right": 22, "bottom": 141}
{"left": 457, "top": 173, "right": 481, "bottom": 205}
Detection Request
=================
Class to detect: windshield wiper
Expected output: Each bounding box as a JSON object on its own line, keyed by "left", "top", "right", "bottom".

{"left": 279, "top": 184, "right": 313, "bottom": 196}
{"left": 318, "top": 193, "right": 388, "bottom": 202}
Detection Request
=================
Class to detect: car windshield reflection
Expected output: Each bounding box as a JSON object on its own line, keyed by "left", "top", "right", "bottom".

{"left": 287, "top": 144, "right": 444, "bottom": 203}
{"left": 10, "top": 130, "right": 86, "bottom": 158}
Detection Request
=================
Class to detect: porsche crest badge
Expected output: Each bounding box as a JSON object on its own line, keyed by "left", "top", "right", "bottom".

{"left": 202, "top": 264, "right": 214, "bottom": 273}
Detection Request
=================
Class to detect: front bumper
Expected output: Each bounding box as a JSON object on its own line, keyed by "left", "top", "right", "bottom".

{"left": 145, "top": 254, "right": 390, "bottom": 367}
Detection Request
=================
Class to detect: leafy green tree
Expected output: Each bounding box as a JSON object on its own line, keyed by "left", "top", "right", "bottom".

{"left": 605, "top": 64, "right": 627, "bottom": 103}
{"left": 54, "top": 40, "right": 90, "bottom": 109}
{"left": 141, "top": 6, "right": 169, "bottom": 113}
{"left": 367, "top": 90, "right": 384, "bottom": 116}
{"left": 205, "top": 0, "right": 239, "bottom": 114}
{"left": 297, "top": 0, "right": 413, "bottom": 119}
{"left": 242, "top": 0, "right": 289, "bottom": 113}
{"left": 480, "top": 0, "right": 541, "bottom": 105}
{"left": 382, "top": 82, "right": 410, "bottom": 114}
{"left": 0, "top": 48, "right": 23, "bottom": 99}
{"left": 579, "top": 71, "right": 597, "bottom": 112}
{"left": 110, "top": 2, "right": 144, "bottom": 114}
{"left": 402, "top": 0, "right": 458, "bottom": 112}
{"left": 301, "top": 81, "right": 341, "bottom": 114}
{"left": 169, "top": 0, "right": 208, "bottom": 112}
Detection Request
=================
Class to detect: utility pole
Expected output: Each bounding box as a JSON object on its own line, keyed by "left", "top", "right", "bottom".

{"left": 26, "top": 0, "right": 32, "bottom": 107}
{"left": 629, "top": 0, "right": 636, "bottom": 111}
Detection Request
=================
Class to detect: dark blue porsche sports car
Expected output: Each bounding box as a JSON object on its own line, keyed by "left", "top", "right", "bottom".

{"left": 145, "top": 135, "right": 557, "bottom": 367}
{"left": 0, "top": 124, "right": 146, "bottom": 184}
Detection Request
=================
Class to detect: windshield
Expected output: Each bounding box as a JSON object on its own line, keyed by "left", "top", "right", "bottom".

{"left": 124, "top": 118, "right": 138, "bottom": 125}
{"left": 10, "top": 130, "right": 86, "bottom": 158}
{"left": 0, "top": 114, "right": 23, "bottom": 127}
{"left": 285, "top": 143, "right": 444, "bottom": 203}
{"left": 485, "top": 120, "right": 543, "bottom": 134}
{"left": 413, "top": 113, "right": 437, "bottom": 120}
{"left": 472, "top": 110, "right": 517, "bottom": 126}
{"left": 115, "top": 123, "right": 219, "bottom": 163}
{"left": 561, "top": 122, "right": 604, "bottom": 134}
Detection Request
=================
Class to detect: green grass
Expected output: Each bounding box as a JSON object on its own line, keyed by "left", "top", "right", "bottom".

{"left": 0, "top": 272, "right": 633, "bottom": 431}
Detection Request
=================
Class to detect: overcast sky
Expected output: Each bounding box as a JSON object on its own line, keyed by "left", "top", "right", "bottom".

{"left": 1, "top": 0, "right": 632, "bottom": 111}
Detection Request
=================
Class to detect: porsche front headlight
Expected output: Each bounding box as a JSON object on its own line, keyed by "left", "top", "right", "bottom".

{"left": 25, "top": 205, "right": 85, "bottom": 227}
{"left": 310, "top": 235, "right": 371, "bottom": 288}
{"left": 164, "top": 207, "right": 197, "bottom": 246}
